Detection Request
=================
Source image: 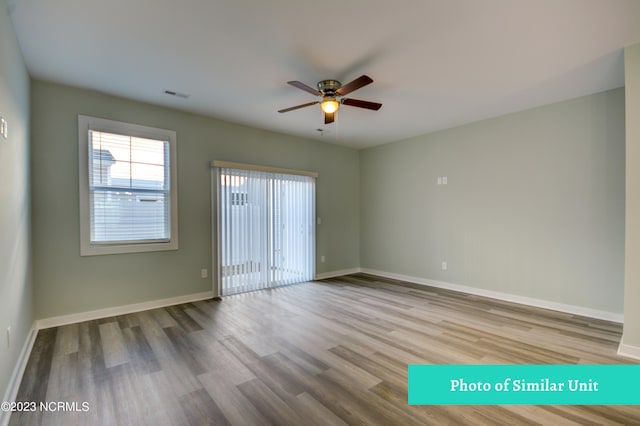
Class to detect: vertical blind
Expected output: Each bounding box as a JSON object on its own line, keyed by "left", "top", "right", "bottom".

{"left": 88, "top": 129, "right": 171, "bottom": 244}
{"left": 217, "top": 166, "right": 315, "bottom": 295}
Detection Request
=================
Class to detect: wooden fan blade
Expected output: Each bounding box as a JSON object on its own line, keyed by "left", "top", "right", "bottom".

{"left": 342, "top": 98, "right": 382, "bottom": 110}
{"left": 278, "top": 101, "right": 319, "bottom": 113}
{"left": 324, "top": 112, "right": 335, "bottom": 124}
{"left": 287, "top": 81, "right": 321, "bottom": 96}
{"left": 336, "top": 75, "right": 373, "bottom": 96}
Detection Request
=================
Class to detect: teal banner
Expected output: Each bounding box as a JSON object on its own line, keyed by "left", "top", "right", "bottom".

{"left": 408, "top": 364, "right": 640, "bottom": 405}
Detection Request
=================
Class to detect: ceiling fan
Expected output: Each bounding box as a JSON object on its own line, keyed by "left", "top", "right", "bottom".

{"left": 278, "top": 75, "right": 382, "bottom": 124}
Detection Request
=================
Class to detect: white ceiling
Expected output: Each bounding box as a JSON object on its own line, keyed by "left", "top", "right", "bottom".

{"left": 8, "top": 0, "right": 640, "bottom": 149}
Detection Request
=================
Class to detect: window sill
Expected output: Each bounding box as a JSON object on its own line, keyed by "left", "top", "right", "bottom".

{"left": 80, "top": 239, "right": 178, "bottom": 256}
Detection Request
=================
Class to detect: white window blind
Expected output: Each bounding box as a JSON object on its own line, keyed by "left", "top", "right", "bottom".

{"left": 217, "top": 166, "right": 315, "bottom": 295}
{"left": 89, "top": 130, "right": 170, "bottom": 243}
{"left": 78, "top": 115, "right": 178, "bottom": 256}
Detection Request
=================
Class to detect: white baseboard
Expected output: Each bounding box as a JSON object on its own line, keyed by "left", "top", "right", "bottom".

{"left": 618, "top": 340, "right": 640, "bottom": 360}
{"left": 36, "top": 291, "right": 215, "bottom": 330}
{"left": 314, "top": 268, "right": 361, "bottom": 280}
{"left": 360, "top": 268, "right": 623, "bottom": 323}
{"left": 1, "top": 324, "right": 38, "bottom": 426}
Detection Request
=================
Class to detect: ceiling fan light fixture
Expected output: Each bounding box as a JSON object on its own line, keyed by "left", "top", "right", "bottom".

{"left": 321, "top": 97, "right": 339, "bottom": 114}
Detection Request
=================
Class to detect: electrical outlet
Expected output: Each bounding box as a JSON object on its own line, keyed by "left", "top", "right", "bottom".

{"left": 442, "top": 176, "right": 448, "bottom": 185}
{"left": 441, "top": 261, "right": 448, "bottom": 271}
{"left": 320, "top": 255, "right": 325, "bottom": 263}
{"left": 201, "top": 269, "right": 208, "bottom": 278}
{"left": 7, "top": 326, "right": 11, "bottom": 349}
{"left": 437, "top": 177, "right": 442, "bottom": 185}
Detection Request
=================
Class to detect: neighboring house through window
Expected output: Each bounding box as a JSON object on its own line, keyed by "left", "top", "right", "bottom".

{"left": 78, "top": 115, "right": 178, "bottom": 255}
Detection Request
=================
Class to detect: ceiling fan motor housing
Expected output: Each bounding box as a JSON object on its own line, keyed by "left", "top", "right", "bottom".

{"left": 317, "top": 80, "right": 342, "bottom": 96}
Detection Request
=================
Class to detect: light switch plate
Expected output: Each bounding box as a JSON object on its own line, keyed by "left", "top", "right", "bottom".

{"left": 1, "top": 117, "right": 7, "bottom": 139}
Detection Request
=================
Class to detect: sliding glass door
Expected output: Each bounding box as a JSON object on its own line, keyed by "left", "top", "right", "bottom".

{"left": 216, "top": 166, "right": 315, "bottom": 295}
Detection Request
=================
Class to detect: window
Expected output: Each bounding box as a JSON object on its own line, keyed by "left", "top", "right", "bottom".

{"left": 78, "top": 115, "right": 178, "bottom": 255}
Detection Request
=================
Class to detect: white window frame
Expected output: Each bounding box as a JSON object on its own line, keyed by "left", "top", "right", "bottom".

{"left": 78, "top": 115, "right": 178, "bottom": 256}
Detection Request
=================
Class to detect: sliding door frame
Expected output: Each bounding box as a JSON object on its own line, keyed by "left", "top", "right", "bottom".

{"left": 211, "top": 161, "right": 317, "bottom": 297}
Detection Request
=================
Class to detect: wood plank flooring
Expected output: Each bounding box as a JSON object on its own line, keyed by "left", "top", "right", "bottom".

{"left": 9, "top": 274, "right": 640, "bottom": 425}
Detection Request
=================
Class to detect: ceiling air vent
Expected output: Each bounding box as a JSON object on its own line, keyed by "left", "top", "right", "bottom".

{"left": 163, "top": 89, "right": 190, "bottom": 99}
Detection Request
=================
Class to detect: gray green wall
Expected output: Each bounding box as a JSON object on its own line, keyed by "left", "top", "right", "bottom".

{"left": 0, "top": 0, "right": 32, "bottom": 401}
{"left": 624, "top": 44, "right": 640, "bottom": 347}
{"left": 360, "top": 89, "right": 625, "bottom": 314}
{"left": 31, "top": 81, "right": 625, "bottom": 320}
{"left": 30, "top": 80, "right": 360, "bottom": 319}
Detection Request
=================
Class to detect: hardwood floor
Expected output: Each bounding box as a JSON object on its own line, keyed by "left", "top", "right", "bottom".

{"left": 9, "top": 274, "right": 640, "bottom": 425}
